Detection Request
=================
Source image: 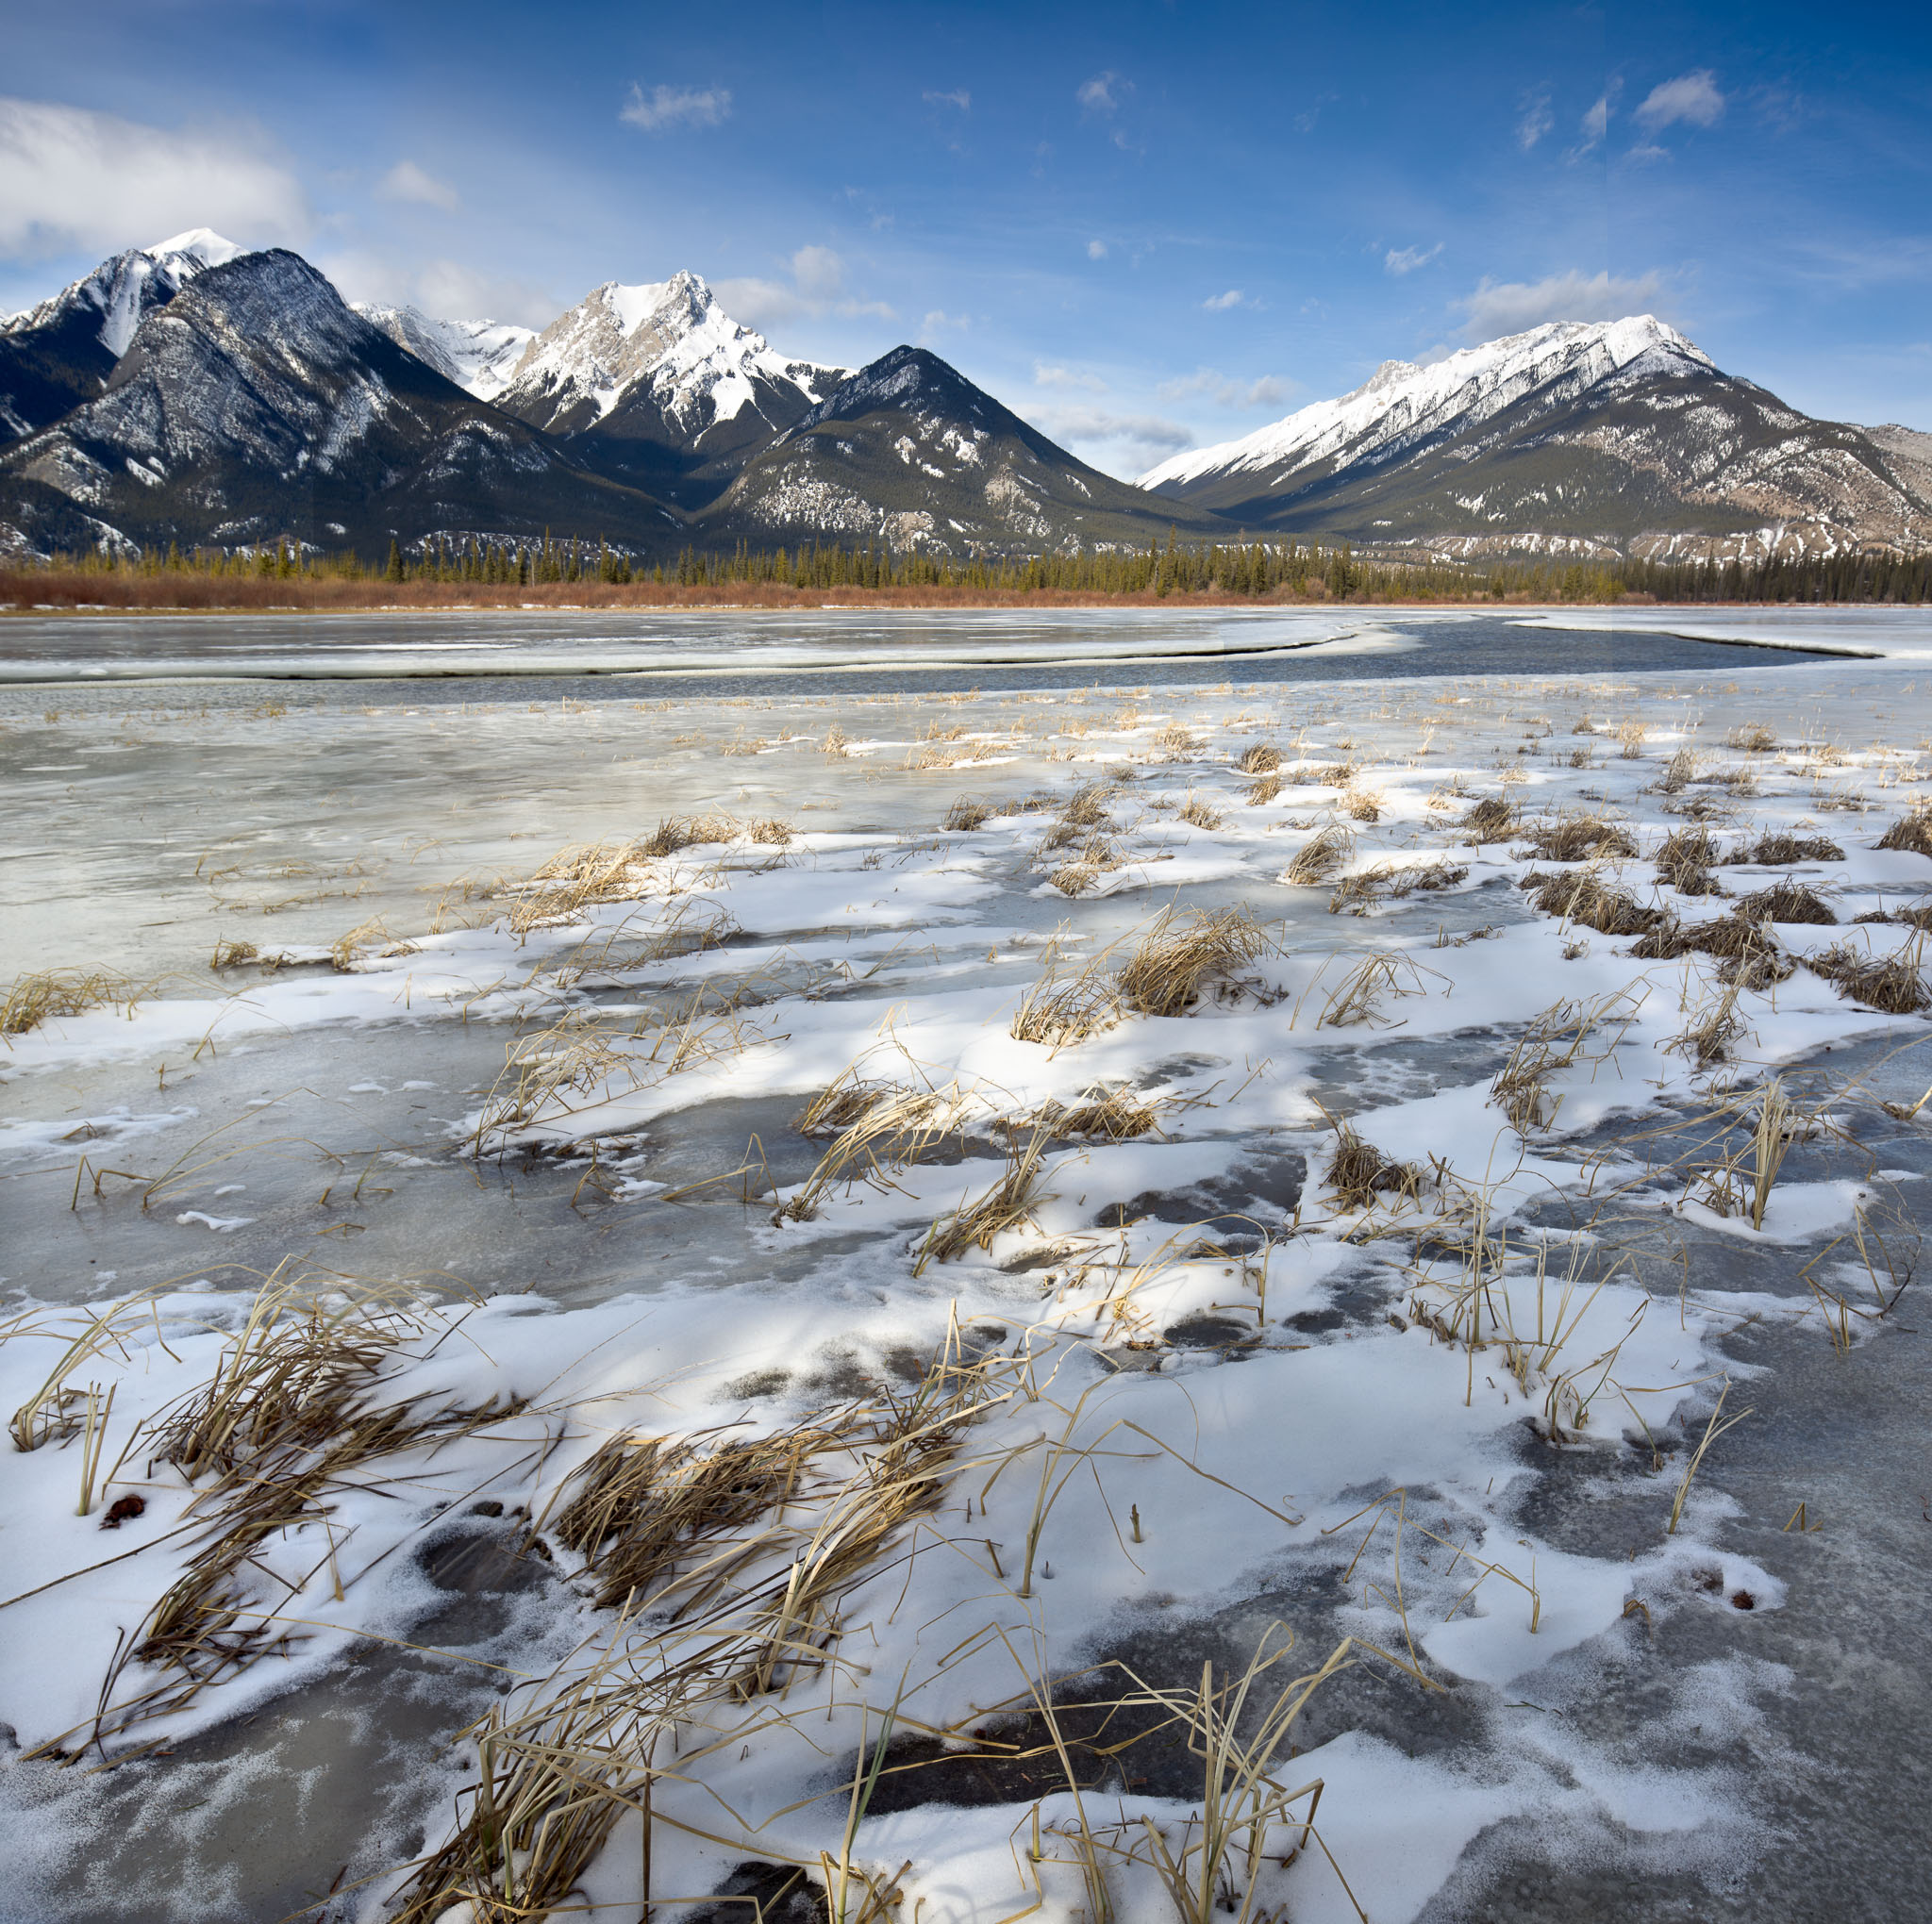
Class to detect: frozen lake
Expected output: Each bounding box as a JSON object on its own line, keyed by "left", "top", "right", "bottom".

{"left": 2, "top": 605, "right": 1930, "bottom": 1923}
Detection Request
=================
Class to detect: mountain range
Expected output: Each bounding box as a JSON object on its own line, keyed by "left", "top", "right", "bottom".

{"left": 2, "top": 231, "right": 1926, "bottom": 566}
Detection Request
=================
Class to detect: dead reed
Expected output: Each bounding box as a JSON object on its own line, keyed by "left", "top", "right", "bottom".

{"left": 1461, "top": 796, "right": 1517, "bottom": 843}
{"left": 1520, "top": 814, "right": 1639, "bottom": 864}
{"left": 1323, "top": 1124, "right": 1424, "bottom": 1211}
{"left": 1281, "top": 824, "right": 1356, "bottom": 886}
{"left": 1236, "top": 743, "right": 1282, "bottom": 774}
{"left": 1807, "top": 936, "right": 1932, "bottom": 1013}
{"left": 1329, "top": 858, "right": 1468, "bottom": 917}
{"left": 1876, "top": 806, "right": 1932, "bottom": 859}
{"left": 1523, "top": 867, "right": 1662, "bottom": 936}
{"left": 1115, "top": 905, "right": 1269, "bottom": 1016}
{"left": 1732, "top": 881, "right": 1837, "bottom": 925}
{"left": 2, "top": 970, "right": 134, "bottom": 1037}
{"left": 1010, "top": 961, "right": 1124, "bottom": 1051}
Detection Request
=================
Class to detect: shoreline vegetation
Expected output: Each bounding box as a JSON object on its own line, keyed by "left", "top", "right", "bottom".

{"left": 3, "top": 533, "right": 1929, "bottom": 614}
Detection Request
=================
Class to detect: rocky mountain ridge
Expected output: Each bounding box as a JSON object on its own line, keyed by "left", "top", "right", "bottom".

{"left": 1141, "top": 317, "right": 1932, "bottom": 562}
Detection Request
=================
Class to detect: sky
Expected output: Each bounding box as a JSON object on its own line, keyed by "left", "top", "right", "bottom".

{"left": 1, "top": 0, "right": 1926, "bottom": 480}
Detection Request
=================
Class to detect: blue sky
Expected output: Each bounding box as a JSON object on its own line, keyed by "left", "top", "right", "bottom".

{"left": 1, "top": 0, "right": 1926, "bottom": 478}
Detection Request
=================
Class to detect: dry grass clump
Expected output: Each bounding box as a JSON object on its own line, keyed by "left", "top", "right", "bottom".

{"left": 1807, "top": 937, "right": 1932, "bottom": 1014}
{"left": 3, "top": 970, "right": 134, "bottom": 1037}
{"left": 1281, "top": 824, "right": 1355, "bottom": 885}
{"left": 747, "top": 818, "right": 793, "bottom": 845}
{"left": 1339, "top": 783, "right": 1382, "bottom": 824}
{"left": 1876, "top": 807, "right": 1932, "bottom": 859}
{"left": 1323, "top": 1123, "right": 1423, "bottom": 1210}
{"left": 1731, "top": 832, "right": 1843, "bottom": 865}
{"left": 1177, "top": 796, "right": 1224, "bottom": 831}
{"left": 1657, "top": 747, "right": 1698, "bottom": 793}
{"left": 797, "top": 1071, "right": 898, "bottom": 1136}
{"left": 1317, "top": 950, "right": 1440, "bottom": 1027}
{"left": 641, "top": 812, "right": 739, "bottom": 857}
{"left": 1521, "top": 813, "right": 1639, "bottom": 863}
{"left": 1668, "top": 980, "right": 1748, "bottom": 1068}
{"left": 944, "top": 796, "right": 992, "bottom": 832}
{"left": 208, "top": 938, "right": 259, "bottom": 970}
{"left": 1061, "top": 783, "right": 1116, "bottom": 828}
{"left": 1011, "top": 961, "right": 1124, "bottom": 1050}
{"left": 1116, "top": 904, "right": 1269, "bottom": 1016}
{"left": 93, "top": 1280, "right": 512, "bottom": 1735}
{"left": 1489, "top": 991, "right": 1640, "bottom": 1135}
{"left": 1462, "top": 795, "right": 1517, "bottom": 843}
{"left": 1309, "top": 760, "right": 1360, "bottom": 788}
{"left": 393, "top": 1343, "right": 1005, "bottom": 1924}
{"left": 1523, "top": 867, "right": 1662, "bottom": 936}
{"left": 1245, "top": 772, "right": 1284, "bottom": 806}
{"left": 1153, "top": 722, "right": 1201, "bottom": 755}
{"left": 1733, "top": 880, "right": 1837, "bottom": 924}
{"left": 916, "top": 1131, "right": 1054, "bottom": 1269}
{"left": 1049, "top": 836, "right": 1124, "bottom": 896}
{"left": 778, "top": 1086, "right": 958, "bottom": 1222}
{"left": 1236, "top": 742, "right": 1282, "bottom": 774}
{"left": 1655, "top": 825, "right": 1725, "bottom": 896}
{"left": 1329, "top": 857, "right": 1468, "bottom": 917}
{"left": 1015, "top": 1086, "right": 1161, "bottom": 1142}
{"left": 1725, "top": 722, "right": 1779, "bottom": 753}
{"left": 1616, "top": 721, "right": 1648, "bottom": 759}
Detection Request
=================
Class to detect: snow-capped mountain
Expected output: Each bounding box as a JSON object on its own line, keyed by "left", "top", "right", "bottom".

{"left": 711, "top": 345, "right": 1224, "bottom": 556}
{"left": 0, "top": 229, "right": 249, "bottom": 441}
{"left": 1141, "top": 316, "right": 1932, "bottom": 559}
{"left": 354, "top": 306, "right": 536, "bottom": 403}
{"left": 0, "top": 250, "right": 671, "bottom": 556}
{"left": 491, "top": 271, "right": 850, "bottom": 507}
{"left": 1142, "top": 318, "right": 1706, "bottom": 492}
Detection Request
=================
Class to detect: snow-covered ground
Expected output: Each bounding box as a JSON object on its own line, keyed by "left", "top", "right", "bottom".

{"left": 3, "top": 622, "right": 1930, "bottom": 1921}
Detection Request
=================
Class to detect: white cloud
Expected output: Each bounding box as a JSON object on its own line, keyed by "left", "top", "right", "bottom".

{"left": 923, "top": 90, "right": 970, "bottom": 110}
{"left": 1456, "top": 268, "right": 1671, "bottom": 341}
{"left": 1517, "top": 93, "right": 1553, "bottom": 150}
{"left": 376, "top": 160, "right": 458, "bottom": 212}
{"left": 1578, "top": 95, "right": 1609, "bottom": 151}
{"left": 917, "top": 309, "right": 968, "bottom": 344}
{"left": 1158, "top": 366, "right": 1291, "bottom": 408}
{"left": 1087, "top": 238, "right": 1108, "bottom": 259}
{"left": 1077, "top": 72, "right": 1126, "bottom": 113}
{"left": 1385, "top": 242, "right": 1443, "bottom": 276}
{"left": 1028, "top": 403, "right": 1192, "bottom": 476}
{"left": 0, "top": 95, "right": 308, "bottom": 260}
{"left": 619, "top": 84, "right": 732, "bottom": 133}
{"left": 1034, "top": 363, "right": 1107, "bottom": 392}
{"left": 714, "top": 245, "right": 892, "bottom": 332}
{"left": 1202, "top": 289, "right": 1245, "bottom": 310}
{"left": 1635, "top": 70, "right": 1724, "bottom": 133}
{"left": 323, "top": 250, "right": 560, "bottom": 329}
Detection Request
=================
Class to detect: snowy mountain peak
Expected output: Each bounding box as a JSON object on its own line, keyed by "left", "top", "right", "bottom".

{"left": 1141, "top": 314, "right": 1712, "bottom": 492}
{"left": 354, "top": 304, "right": 537, "bottom": 403}
{"left": 143, "top": 229, "right": 249, "bottom": 270}
{"left": 494, "top": 269, "right": 850, "bottom": 438}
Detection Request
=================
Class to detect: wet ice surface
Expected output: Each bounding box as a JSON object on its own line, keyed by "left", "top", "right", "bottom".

{"left": 2, "top": 606, "right": 1931, "bottom": 1923}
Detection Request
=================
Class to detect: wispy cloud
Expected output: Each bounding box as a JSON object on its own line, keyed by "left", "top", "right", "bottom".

{"left": 1158, "top": 366, "right": 1290, "bottom": 408}
{"left": 1077, "top": 72, "right": 1127, "bottom": 113}
{"left": 325, "top": 249, "right": 558, "bottom": 328}
{"left": 917, "top": 308, "right": 968, "bottom": 344}
{"left": 1575, "top": 95, "right": 1609, "bottom": 154}
{"left": 1634, "top": 70, "right": 1724, "bottom": 133}
{"left": 1456, "top": 268, "right": 1671, "bottom": 340}
{"left": 0, "top": 95, "right": 308, "bottom": 258}
{"left": 1087, "top": 238, "right": 1108, "bottom": 259}
{"left": 1385, "top": 241, "right": 1442, "bottom": 276}
{"left": 1517, "top": 92, "right": 1553, "bottom": 151}
{"left": 619, "top": 84, "right": 732, "bottom": 133}
{"left": 1035, "top": 362, "right": 1107, "bottom": 392}
{"left": 922, "top": 89, "right": 970, "bottom": 110}
{"left": 715, "top": 244, "right": 892, "bottom": 331}
{"left": 1028, "top": 403, "right": 1192, "bottom": 476}
{"left": 376, "top": 159, "right": 458, "bottom": 212}
{"left": 1202, "top": 289, "right": 1246, "bottom": 310}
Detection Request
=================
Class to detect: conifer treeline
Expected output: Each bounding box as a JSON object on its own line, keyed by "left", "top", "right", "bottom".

{"left": 20, "top": 531, "right": 1932, "bottom": 605}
